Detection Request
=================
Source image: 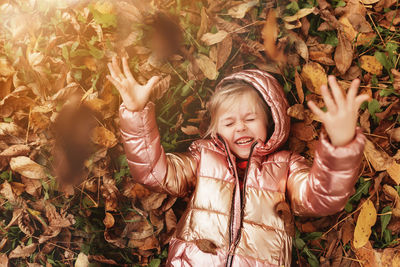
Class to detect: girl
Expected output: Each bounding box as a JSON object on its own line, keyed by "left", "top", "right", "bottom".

{"left": 107, "top": 57, "right": 369, "bottom": 266}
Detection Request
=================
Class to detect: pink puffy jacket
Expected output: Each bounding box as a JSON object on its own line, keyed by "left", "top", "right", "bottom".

{"left": 119, "top": 70, "right": 365, "bottom": 266}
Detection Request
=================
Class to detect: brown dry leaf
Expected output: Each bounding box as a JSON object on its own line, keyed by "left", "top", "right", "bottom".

{"left": 140, "top": 192, "right": 167, "bottom": 211}
{"left": 364, "top": 139, "right": 393, "bottom": 171}
{"left": 309, "top": 51, "right": 335, "bottom": 65}
{"left": 361, "top": 0, "right": 380, "bottom": 4}
{"left": 287, "top": 104, "right": 305, "bottom": 120}
{"left": 50, "top": 82, "right": 80, "bottom": 101}
{"left": 10, "top": 156, "right": 46, "bottom": 180}
{"left": 216, "top": 35, "right": 232, "bottom": 70}
{"left": 9, "top": 243, "right": 37, "bottom": 259}
{"left": 30, "top": 111, "right": 50, "bottom": 133}
{"left": 151, "top": 75, "right": 171, "bottom": 101}
{"left": 89, "top": 255, "right": 118, "bottom": 266}
{"left": 294, "top": 70, "right": 304, "bottom": 103}
{"left": 387, "top": 161, "right": 400, "bottom": 185}
{"left": 0, "top": 253, "right": 8, "bottom": 267}
{"left": 300, "top": 62, "right": 327, "bottom": 95}
{"left": 75, "top": 252, "right": 90, "bottom": 267}
{"left": 353, "top": 199, "right": 377, "bottom": 249}
{"left": 194, "top": 239, "right": 218, "bottom": 255}
{"left": 0, "top": 122, "right": 24, "bottom": 136}
{"left": 388, "top": 127, "right": 400, "bottom": 142}
{"left": 283, "top": 7, "right": 315, "bottom": 22}
{"left": 227, "top": 0, "right": 258, "bottom": 19}
{"left": 21, "top": 176, "right": 42, "bottom": 197}
{"left": 354, "top": 241, "right": 379, "bottom": 267}
{"left": 195, "top": 54, "right": 218, "bottom": 80}
{"left": 201, "top": 30, "right": 228, "bottom": 46}
{"left": 90, "top": 126, "right": 117, "bottom": 148}
{"left": 275, "top": 201, "right": 294, "bottom": 236}
{"left": 380, "top": 247, "right": 400, "bottom": 266}
{"left": 0, "top": 77, "right": 12, "bottom": 99}
{"left": 181, "top": 125, "right": 200, "bottom": 135}
{"left": 103, "top": 212, "right": 115, "bottom": 228}
{"left": 0, "top": 58, "right": 15, "bottom": 77}
{"left": 0, "top": 144, "right": 30, "bottom": 157}
{"left": 165, "top": 209, "right": 177, "bottom": 232}
{"left": 360, "top": 55, "right": 383, "bottom": 75}
{"left": 84, "top": 57, "right": 97, "bottom": 72}
{"left": 197, "top": 7, "right": 209, "bottom": 39}
{"left": 341, "top": 219, "right": 354, "bottom": 245}
{"left": 334, "top": 30, "right": 353, "bottom": 74}
{"left": 139, "top": 235, "right": 159, "bottom": 251}
{"left": 262, "top": 10, "right": 286, "bottom": 63}
{"left": 10, "top": 182, "right": 25, "bottom": 196}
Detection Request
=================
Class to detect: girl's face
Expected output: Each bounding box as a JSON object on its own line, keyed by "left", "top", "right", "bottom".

{"left": 216, "top": 92, "right": 267, "bottom": 159}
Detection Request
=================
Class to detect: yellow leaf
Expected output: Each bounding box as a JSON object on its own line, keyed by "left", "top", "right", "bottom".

{"left": 90, "top": 127, "right": 117, "bottom": 148}
{"left": 353, "top": 200, "right": 377, "bottom": 249}
{"left": 195, "top": 54, "right": 219, "bottom": 80}
{"left": 360, "top": 55, "right": 383, "bottom": 75}
{"left": 94, "top": 1, "right": 114, "bottom": 14}
{"left": 300, "top": 62, "right": 327, "bottom": 95}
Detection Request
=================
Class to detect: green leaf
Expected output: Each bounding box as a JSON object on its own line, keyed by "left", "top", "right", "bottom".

{"left": 294, "top": 237, "right": 306, "bottom": 250}
{"left": 62, "top": 45, "right": 69, "bottom": 61}
{"left": 375, "top": 51, "right": 392, "bottom": 74}
{"left": 304, "top": 232, "right": 323, "bottom": 241}
{"left": 381, "top": 206, "right": 392, "bottom": 238}
{"left": 3, "top": 117, "right": 12, "bottom": 122}
{"left": 181, "top": 80, "right": 195, "bottom": 97}
{"left": 89, "top": 4, "right": 117, "bottom": 28}
{"left": 148, "top": 258, "right": 161, "bottom": 267}
{"left": 368, "top": 99, "right": 382, "bottom": 123}
{"left": 325, "top": 32, "right": 338, "bottom": 47}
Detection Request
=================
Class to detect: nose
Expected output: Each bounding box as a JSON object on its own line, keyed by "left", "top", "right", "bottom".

{"left": 236, "top": 120, "right": 247, "bottom": 132}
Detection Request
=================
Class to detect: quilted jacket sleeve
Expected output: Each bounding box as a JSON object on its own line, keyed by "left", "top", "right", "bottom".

{"left": 286, "top": 128, "right": 366, "bottom": 216}
{"left": 119, "top": 102, "right": 199, "bottom": 197}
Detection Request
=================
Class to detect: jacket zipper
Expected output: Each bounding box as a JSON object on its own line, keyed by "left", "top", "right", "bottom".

{"left": 225, "top": 141, "right": 258, "bottom": 267}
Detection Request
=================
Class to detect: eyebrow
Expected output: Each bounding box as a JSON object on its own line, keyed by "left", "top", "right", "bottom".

{"left": 220, "top": 112, "right": 256, "bottom": 121}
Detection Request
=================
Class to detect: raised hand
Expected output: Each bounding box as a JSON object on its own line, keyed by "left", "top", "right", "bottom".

{"left": 106, "top": 56, "right": 160, "bottom": 111}
{"left": 307, "top": 76, "right": 370, "bottom": 147}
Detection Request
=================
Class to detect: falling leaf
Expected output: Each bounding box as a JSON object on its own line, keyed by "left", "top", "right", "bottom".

{"left": 353, "top": 200, "right": 377, "bottom": 249}
{"left": 360, "top": 55, "right": 383, "bottom": 75}
{"left": 201, "top": 31, "right": 228, "bottom": 46}
{"left": 90, "top": 126, "right": 117, "bottom": 148}
{"left": 9, "top": 243, "right": 37, "bottom": 259}
{"left": 227, "top": 0, "right": 258, "bottom": 19}
{"left": 195, "top": 54, "right": 218, "bottom": 80}
{"left": 10, "top": 156, "right": 46, "bottom": 180}
{"left": 262, "top": 10, "right": 286, "bottom": 63}
{"left": 300, "top": 62, "right": 327, "bottom": 95}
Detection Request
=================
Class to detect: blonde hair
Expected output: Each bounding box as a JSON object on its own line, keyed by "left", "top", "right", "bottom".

{"left": 205, "top": 81, "right": 270, "bottom": 138}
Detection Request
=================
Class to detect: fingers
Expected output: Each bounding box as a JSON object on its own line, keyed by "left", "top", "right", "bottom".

{"left": 307, "top": 100, "right": 326, "bottom": 121}
{"left": 111, "top": 56, "right": 124, "bottom": 79}
{"left": 328, "top": 75, "right": 345, "bottom": 108}
{"left": 346, "top": 78, "right": 361, "bottom": 105}
{"left": 122, "top": 57, "right": 135, "bottom": 82}
{"left": 354, "top": 94, "right": 370, "bottom": 110}
{"left": 321, "top": 84, "right": 337, "bottom": 114}
{"left": 106, "top": 75, "right": 123, "bottom": 90}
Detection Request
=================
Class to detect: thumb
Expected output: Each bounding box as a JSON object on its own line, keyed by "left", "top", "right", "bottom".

{"left": 144, "top": 76, "right": 161, "bottom": 95}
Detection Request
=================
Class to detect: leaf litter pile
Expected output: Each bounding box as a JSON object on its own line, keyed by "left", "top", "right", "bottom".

{"left": 0, "top": 0, "right": 399, "bottom": 266}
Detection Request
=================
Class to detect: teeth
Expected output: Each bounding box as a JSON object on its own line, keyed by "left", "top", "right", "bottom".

{"left": 236, "top": 138, "right": 252, "bottom": 144}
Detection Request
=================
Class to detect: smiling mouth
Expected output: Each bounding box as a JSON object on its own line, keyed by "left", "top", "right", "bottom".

{"left": 235, "top": 137, "right": 254, "bottom": 145}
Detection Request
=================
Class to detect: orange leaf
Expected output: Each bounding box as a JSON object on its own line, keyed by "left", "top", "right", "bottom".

{"left": 261, "top": 10, "right": 286, "bottom": 63}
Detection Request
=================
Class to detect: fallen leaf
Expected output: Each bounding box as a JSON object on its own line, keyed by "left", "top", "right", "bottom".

{"left": 201, "top": 30, "right": 228, "bottom": 46}
{"left": 341, "top": 219, "right": 354, "bottom": 245}
{"left": 354, "top": 241, "right": 379, "bottom": 267}
{"left": 151, "top": 75, "right": 171, "bottom": 101}
{"left": 216, "top": 35, "right": 232, "bottom": 70}
{"left": 195, "top": 54, "right": 218, "bottom": 80}
{"left": 294, "top": 70, "right": 304, "bottom": 104}
{"left": 10, "top": 156, "right": 46, "bottom": 180}
{"left": 194, "top": 239, "right": 218, "bottom": 255}
{"left": 9, "top": 243, "right": 37, "bottom": 259}
{"left": 364, "top": 139, "right": 393, "bottom": 171}
{"left": 0, "top": 57, "right": 15, "bottom": 77}
{"left": 181, "top": 125, "right": 200, "bottom": 135}
{"left": 387, "top": 161, "right": 400, "bottom": 185}
{"left": 334, "top": 30, "right": 353, "bottom": 74}
{"left": 0, "top": 253, "right": 8, "bottom": 267}
{"left": 360, "top": 55, "right": 383, "bottom": 75}
{"left": 300, "top": 62, "right": 327, "bottom": 95}
{"left": 287, "top": 104, "right": 305, "bottom": 120}
{"left": 388, "top": 127, "right": 400, "bottom": 142}
{"left": 103, "top": 212, "right": 115, "bottom": 228}
{"left": 227, "top": 0, "right": 258, "bottom": 19}
{"left": 353, "top": 200, "right": 377, "bottom": 249}
{"left": 90, "top": 126, "right": 117, "bottom": 148}
{"left": 75, "top": 252, "right": 89, "bottom": 267}
{"left": 283, "top": 8, "right": 315, "bottom": 22}
{"left": 0, "top": 144, "right": 30, "bottom": 157}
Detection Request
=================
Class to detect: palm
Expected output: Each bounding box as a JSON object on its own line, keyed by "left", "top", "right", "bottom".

{"left": 107, "top": 57, "right": 160, "bottom": 111}
{"left": 307, "top": 76, "right": 370, "bottom": 146}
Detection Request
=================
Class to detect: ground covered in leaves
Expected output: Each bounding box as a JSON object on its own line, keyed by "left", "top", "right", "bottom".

{"left": 0, "top": 0, "right": 399, "bottom": 266}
